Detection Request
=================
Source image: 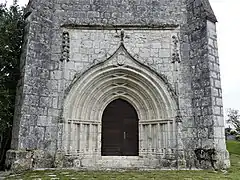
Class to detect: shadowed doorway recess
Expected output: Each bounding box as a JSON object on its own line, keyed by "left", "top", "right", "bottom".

{"left": 101, "top": 99, "right": 139, "bottom": 156}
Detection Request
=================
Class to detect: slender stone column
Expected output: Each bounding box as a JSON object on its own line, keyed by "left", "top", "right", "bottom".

{"left": 97, "top": 124, "right": 101, "bottom": 156}
{"left": 79, "top": 123, "right": 83, "bottom": 154}
{"left": 89, "top": 124, "right": 93, "bottom": 154}
{"left": 70, "top": 120, "right": 75, "bottom": 153}
{"left": 139, "top": 124, "right": 143, "bottom": 156}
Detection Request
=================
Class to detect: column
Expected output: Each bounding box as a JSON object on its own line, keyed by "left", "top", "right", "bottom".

{"left": 167, "top": 121, "right": 171, "bottom": 150}
{"left": 97, "top": 124, "right": 101, "bottom": 156}
{"left": 89, "top": 124, "right": 93, "bottom": 154}
{"left": 173, "top": 119, "right": 176, "bottom": 148}
{"left": 148, "top": 124, "right": 151, "bottom": 155}
{"left": 139, "top": 124, "right": 143, "bottom": 156}
{"left": 157, "top": 123, "right": 161, "bottom": 154}
{"left": 64, "top": 120, "right": 69, "bottom": 153}
{"left": 77, "top": 123, "right": 80, "bottom": 154}
{"left": 70, "top": 120, "right": 75, "bottom": 154}
{"left": 79, "top": 123, "right": 83, "bottom": 154}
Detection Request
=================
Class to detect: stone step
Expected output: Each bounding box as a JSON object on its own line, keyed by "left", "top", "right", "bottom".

{"left": 96, "top": 156, "right": 145, "bottom": 168}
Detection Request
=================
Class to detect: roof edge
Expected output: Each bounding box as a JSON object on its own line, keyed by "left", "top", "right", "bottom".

{"left": 201, "top": 0, "right": 218, "bottom": 23}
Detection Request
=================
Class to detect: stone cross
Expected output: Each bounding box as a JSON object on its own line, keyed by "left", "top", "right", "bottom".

{"left": 115, "top": 29, "right": 129, "bottom": 43}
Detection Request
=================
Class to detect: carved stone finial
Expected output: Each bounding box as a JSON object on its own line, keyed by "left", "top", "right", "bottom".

{"left": 114, "top": 29, "right": 130, "bottom": 43}
{"left": 60, "top": 31, "right": 70, "bottom": 62}
{"left": 175, "top": 109, "right": 182, "bottom": 123}
{"left": 120, "top": 29, "right": 125, "bottom": 42}
{"left": 172, "top": 35, "right": 180, "bottom": 63}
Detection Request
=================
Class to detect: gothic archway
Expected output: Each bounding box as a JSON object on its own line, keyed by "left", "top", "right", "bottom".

{"left": 62, "top": 45, "right": 178, "bottom": 158}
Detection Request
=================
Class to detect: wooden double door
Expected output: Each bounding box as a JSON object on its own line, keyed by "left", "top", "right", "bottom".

{"left": 101, "top": 99, "right": 139, "bottom": 156}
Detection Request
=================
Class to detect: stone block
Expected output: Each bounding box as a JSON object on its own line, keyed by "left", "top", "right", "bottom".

{"left": 32, "top": 150, "right": 54, "bottom": 168}
{"left": 214, "top": 80, "right": 221, "bottom": 88}
{"left": 5, "top": 150, "right": 33, "bottom": 172}
{"left": 54, "top": 151, "right": 64, "bottom": 168}
{"left": 37, "top": 116, "right": 48, "bottom": 126}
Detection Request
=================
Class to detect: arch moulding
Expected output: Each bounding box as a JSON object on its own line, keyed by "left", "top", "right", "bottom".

{"left": 62, "top": 44, "right": 178, "bottom": 158}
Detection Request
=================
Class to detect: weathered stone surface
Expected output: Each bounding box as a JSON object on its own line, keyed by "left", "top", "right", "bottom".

{"left": 5, "top": 150, "right": 55, "bottom": 172}
{"left": 32, "top": 150, "right": 54, "bottom": 168}
{"left": 6, "top": 0, "right": 229, "bottom": 171}
{"left": 5, "top": 150, "right": 33, "bottom": 172}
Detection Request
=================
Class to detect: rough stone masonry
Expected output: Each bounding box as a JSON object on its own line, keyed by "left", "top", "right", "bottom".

{"left": 5, "top": 0, "right": 230, "bottom": 171}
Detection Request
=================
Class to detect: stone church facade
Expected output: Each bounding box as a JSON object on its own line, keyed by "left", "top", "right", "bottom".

{"left": 6, "top": 0, "right": 230, "bottom": 170}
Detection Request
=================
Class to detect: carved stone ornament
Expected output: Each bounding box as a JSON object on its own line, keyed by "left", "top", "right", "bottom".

{"left": 60, "top": 31, "right": 70, "bottom": 62}
{"left": 114, "top": 29, "right": 130, "bottom": 43}
{"left": 172, "top": 35, "right": 180, "bottom": 63}
{"left": 117, "top": 52, "right": 126, "bottom": 66}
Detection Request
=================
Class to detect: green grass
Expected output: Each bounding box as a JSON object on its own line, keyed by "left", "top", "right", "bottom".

{"left": 5, "top": 169, "right": 235, "bottom": 180}
{"left": 5, "top": 141, "right": 240, "bottom": 180}
{"left": 227, "top": 140, "right": 240, "bottom": 155}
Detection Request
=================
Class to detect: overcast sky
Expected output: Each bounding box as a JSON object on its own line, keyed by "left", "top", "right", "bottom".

{"left": 2, "top": 0, "right": 240, "bottom": 112}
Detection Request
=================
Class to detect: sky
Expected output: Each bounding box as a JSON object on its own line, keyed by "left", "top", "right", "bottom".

{"left": 1, "top": 0, "right": 240, "bottom": 112}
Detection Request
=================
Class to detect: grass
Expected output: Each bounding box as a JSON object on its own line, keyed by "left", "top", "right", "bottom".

{"left": 227, "top": 140, "right": 240, "bottom": 155}
{"left": 5, "top": 141, "right": 240, "bottom": 180}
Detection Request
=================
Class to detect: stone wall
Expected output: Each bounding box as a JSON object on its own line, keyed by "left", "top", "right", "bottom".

{"left": 183, "top": 0, "right": 229, "bottom": 169}
{"left": 207, "top": 20, "right": 229, "bottom": 168}
{"left": 64, "top": 28, "right": 179, "bottom": 93}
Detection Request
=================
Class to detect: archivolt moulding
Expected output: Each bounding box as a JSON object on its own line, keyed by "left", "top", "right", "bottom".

{"left": 63, "top": 44, "right": 178, "bottom": 122}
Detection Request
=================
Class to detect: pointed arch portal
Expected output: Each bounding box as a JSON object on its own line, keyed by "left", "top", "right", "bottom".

{"left": 62, "top": 45, "right": 179, "bottom": 167}
{"left": 101, "top": 99, "right": 139, "bottom": 156}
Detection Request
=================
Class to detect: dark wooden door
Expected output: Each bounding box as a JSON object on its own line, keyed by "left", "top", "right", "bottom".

{"left": 101, "top": 99, "right": 139, "bottom": 156}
